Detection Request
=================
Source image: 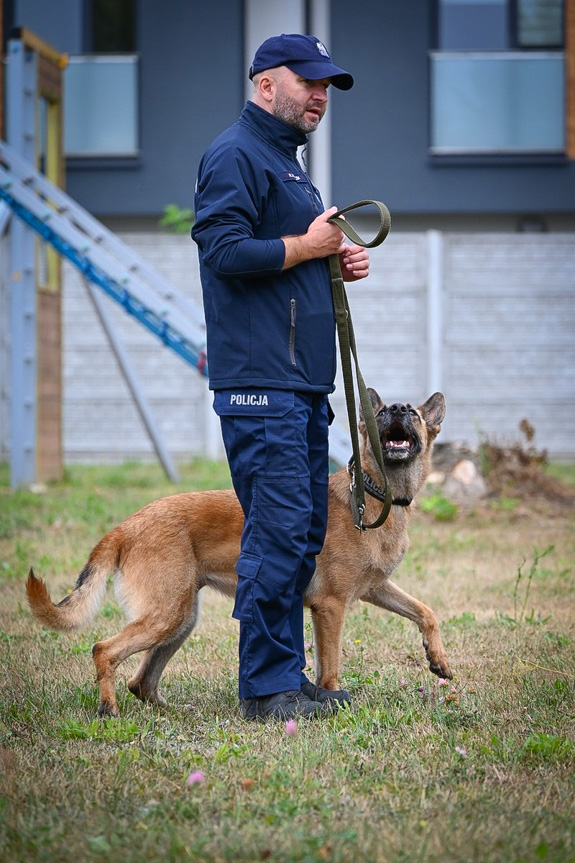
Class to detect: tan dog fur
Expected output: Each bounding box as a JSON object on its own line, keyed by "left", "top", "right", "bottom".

{"left": 26, "top": 389, "right": 452, "bottom": 717}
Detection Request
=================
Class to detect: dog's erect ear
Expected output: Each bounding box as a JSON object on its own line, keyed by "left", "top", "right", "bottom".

{"left": 359, "top": 388, "right": 384, "bottom": 423}
{"left": 418, "top": 392, "right": 446, "bottom": 437}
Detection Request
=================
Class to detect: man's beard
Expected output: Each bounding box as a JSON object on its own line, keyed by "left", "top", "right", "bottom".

{"left": 273, "top": 90, "right": 325, "bottom": 135}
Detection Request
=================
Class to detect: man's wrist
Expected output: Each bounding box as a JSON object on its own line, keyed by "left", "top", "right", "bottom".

{"left": 281, "top": 234, "right": 310, "bottom": 270}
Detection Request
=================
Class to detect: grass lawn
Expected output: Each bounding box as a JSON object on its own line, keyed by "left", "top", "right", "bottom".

{"left": 1, "top": 460, "right": 574, "bottom": 863}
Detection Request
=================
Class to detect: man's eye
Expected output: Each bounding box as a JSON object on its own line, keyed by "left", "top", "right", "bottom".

{"left": 301, "top": 77, "right": 330, "bottom": 88}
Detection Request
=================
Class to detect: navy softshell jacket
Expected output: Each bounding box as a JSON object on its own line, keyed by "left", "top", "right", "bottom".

{"left": 192, "top": 101, "right": 336, "bottom": 394}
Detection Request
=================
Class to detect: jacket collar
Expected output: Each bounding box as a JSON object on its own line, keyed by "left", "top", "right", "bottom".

{"left": 239, "top": 100, "right": 308, "bottom": 155}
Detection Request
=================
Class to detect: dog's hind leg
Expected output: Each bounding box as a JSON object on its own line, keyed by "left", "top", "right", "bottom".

{"left": 93, "top": 617, "right": 185, "bottom": 717}
{"left": 361, "top": 580, "right": 453, "bottom": 680}
{"left": 127, "top": 597, "right": 200, "bottom": 707}
{"left": 309, "top": 596, "right": 348, "bottom": 691}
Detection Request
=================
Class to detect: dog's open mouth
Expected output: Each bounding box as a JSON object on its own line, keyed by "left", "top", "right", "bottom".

{"left": 383, "top": 422, "right": 416, "bottom": 461}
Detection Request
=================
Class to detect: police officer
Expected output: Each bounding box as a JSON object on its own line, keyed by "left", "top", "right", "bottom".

{"left": 192, "top": 34, "right": 369, "bottom": 720}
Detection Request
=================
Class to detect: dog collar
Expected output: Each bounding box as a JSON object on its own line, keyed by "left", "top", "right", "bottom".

{"left": 347, "top": 457, "right": 412, "bottom": 507}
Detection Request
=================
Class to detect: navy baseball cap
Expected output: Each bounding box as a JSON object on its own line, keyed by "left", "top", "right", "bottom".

{"left": 249, "top": 34, "right": 354, "bottom": 90}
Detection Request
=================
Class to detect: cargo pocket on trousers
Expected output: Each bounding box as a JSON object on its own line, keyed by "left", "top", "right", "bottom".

{"left": 232, "top": 553, "right": 262, "bottom": 623}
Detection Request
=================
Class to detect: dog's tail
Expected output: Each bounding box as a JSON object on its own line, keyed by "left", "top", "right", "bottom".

{"left": 26, "top": 530, "right": 120, "bottom": 632}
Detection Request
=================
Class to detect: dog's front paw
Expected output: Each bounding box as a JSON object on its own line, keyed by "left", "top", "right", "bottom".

{"left": 422, "top": 636, "right": 453, "bottom": 680}
{"left": 429, "top": 659, "right": 453, "bottom": 680}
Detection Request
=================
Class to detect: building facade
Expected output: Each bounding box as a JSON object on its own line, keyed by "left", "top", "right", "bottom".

{"left": 1, "top": 0, "right": 574, "bottom": 464}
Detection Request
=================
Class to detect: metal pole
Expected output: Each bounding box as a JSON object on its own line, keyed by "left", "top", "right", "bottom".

{"left": 83, "top": 277, "right": 181, "bottom": 483}
{"left": 427, "top": 229, "right": 444, "bottom": 396}
{"left": 308, "top": 0, "right": 332, "bottom": 206}
{"left": 8, "top": 39, "right": 37, "bottom": 487}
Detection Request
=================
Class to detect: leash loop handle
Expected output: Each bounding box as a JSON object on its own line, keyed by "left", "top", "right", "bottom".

{"left": 327, "top": 200, "right": 392, "bottom": 531}
{"left": 328, "top": 199, "right": 391, "bottom": 248}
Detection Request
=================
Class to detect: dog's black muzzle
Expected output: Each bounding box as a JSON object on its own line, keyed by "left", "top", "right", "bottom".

{"left": 376, "top": 403, "right": 422, "bottom": 463}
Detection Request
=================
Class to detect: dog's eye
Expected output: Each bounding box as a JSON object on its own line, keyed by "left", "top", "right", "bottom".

{"left": 409, "top": 408, "right": 419, "bottom": 418}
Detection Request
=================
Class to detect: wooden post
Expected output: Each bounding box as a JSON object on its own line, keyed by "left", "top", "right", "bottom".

{"left": 7, "top": 30, "right": 67, "bottom": 484}
{"left": 34, "top": 36, "right": 66, "bottom": 482}
{"left": 567, "top": 0, "right": 575, "bottom": 158}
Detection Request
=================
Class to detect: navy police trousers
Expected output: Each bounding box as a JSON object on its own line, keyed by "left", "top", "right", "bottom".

{"left": 213, "top": 389, "right": 330, "bottom": 699}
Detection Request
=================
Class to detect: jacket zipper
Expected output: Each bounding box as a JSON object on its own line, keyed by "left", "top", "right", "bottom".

{"left": 303, "top": 183, "right": 320, "bottom": 216}
{"left": 289, "top": 298, "right": 297, "bottom": 366}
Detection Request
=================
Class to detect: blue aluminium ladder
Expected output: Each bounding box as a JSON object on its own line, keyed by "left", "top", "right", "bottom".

{"left": 0, "top": 139, "right": 208, "bottom": 376}
{"left": 0, "top": 138, "right": 353, "bottom": 470}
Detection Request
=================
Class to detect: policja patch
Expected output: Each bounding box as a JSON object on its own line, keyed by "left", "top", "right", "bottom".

{"left": 213, "top": 390, "right": 295, "bottom": 417}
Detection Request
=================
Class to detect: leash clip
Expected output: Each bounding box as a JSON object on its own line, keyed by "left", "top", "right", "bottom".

{"left": 347, "top": 460, "right": 356, "bottom": 494}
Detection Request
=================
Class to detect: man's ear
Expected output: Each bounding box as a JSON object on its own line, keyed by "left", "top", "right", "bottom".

{"left": 255, "top": 72, "right": 276, "bottom": 105}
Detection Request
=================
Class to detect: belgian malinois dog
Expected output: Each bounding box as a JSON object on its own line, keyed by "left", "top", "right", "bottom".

{"left": 26, "top": 388, "right": 452, "bottom": 717}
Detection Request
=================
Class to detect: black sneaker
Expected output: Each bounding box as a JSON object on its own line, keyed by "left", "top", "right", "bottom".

{"left": 239, "top": 689, "right": 328, "bottom": 721}
{"left": 300, "top": 681, "right": 351, "bottom": 708}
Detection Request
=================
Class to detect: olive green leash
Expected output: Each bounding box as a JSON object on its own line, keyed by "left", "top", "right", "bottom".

{"left": 327, "top": 200, "right": 392, "bottom": 531}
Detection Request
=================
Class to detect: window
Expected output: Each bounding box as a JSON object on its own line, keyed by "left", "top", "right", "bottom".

{"left": 430, "top": 0, "right": 565, "bottom": 154}
{"left": 64, "top": 0, "right": 138, "bottom": 157}
{"left": 515, "top": 0, "right": 564, "bottom": 48}
{"left": 431, "top": 52, "right": 564, "bottom": 153}
{"left": 439, "top": 0, "right": 508, "bottom": 51}
{"left": 65, "top": 56, "right": 138, "bottom": 157}
{"left": 91, "top": 0, "right": 136, "bottom": 52}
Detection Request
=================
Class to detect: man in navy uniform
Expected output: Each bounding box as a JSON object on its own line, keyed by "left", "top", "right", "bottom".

{"left": 192, "top": 34, "right": 369, "bottom": 720}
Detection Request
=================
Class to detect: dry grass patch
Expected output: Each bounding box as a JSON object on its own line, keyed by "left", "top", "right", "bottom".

{"left": 1, "top": 460, "right": 574, "bottom": 863}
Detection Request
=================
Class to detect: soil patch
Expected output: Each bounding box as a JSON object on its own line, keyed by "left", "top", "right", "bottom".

{"left": 431, "top": 419, "right": 575, "bottom": 508}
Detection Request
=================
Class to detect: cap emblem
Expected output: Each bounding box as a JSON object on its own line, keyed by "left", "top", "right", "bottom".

{"left": 316, "top": 41, "right": 330, "bottom": 58}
